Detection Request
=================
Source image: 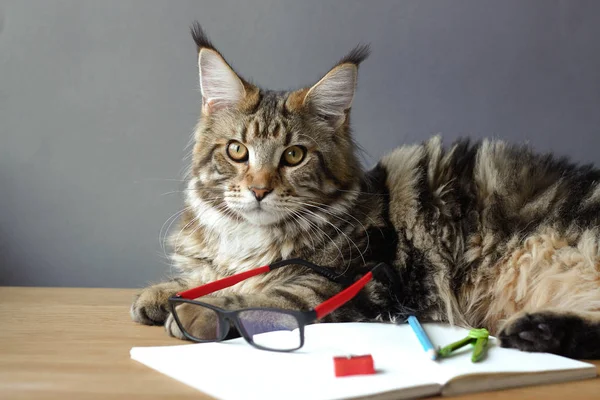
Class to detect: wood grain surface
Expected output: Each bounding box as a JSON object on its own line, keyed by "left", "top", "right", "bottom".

{"left": 0, "top": 287, "right": 598, "bottom": 399}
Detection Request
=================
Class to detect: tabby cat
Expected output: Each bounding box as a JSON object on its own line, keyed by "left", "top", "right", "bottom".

{"left": 131, "top": 23, "right": 600, "bottom": 359}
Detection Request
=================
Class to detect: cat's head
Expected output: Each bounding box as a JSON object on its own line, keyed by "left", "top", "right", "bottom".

{"left": 189, "top": 23, "right": 368, "bottom": 227}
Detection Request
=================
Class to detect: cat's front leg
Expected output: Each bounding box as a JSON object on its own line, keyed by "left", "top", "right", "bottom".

{"left": 165, "top": 280, "right": 346, "bottom": 340}
{"left": 131, "top": 278, "right": 192, "bottom": 325}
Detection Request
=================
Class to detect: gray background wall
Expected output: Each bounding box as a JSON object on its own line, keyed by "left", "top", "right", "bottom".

{"left": 1, "top": 0, "right": 599, "bottom": 288}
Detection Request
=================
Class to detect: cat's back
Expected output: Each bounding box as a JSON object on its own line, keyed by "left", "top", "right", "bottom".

{"left": 378, "top": 136, "right": 479, "bottom": 235}
{"left": 379, "top": 136, "right": 600, "bottom": 253}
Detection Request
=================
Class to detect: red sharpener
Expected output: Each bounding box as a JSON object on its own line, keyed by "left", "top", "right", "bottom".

{"left": 333, "top": 354, "right": 376, "bottom": 377}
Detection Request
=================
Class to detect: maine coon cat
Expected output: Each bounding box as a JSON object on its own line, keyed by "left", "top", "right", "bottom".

{"left": 131, "top": 23, "right": 600, "bottom": 358}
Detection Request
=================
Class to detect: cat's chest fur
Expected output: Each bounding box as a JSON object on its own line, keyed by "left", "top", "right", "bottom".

{"left": 181, "top": 195, "right": 298, "bottom": 276}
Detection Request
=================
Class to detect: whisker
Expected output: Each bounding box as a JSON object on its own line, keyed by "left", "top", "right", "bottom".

{"left": 287, "top": 209, "right": 317, "bottom": 251}
{"left": 303, "top": 200, "right": 373, "bottom": 259}
{"left": 176, "top": 203, "right": 232, "bottom": 253}
{"left": 288, "top": 200, "right": 368, "bottom": 272}
{"left": 330, "top": 188, "right": 389, "bottom": 197}
{"left": 305, "top": 197, "right": 386, "bottom": 239}
{"left": 296, "top": 133, "right": 320, "bottom": 148}
{"left": 160, "top": 207, "right": 191, "bottom": 253}
{"left": 295, "top": 209, "right": 345, "bottom": 264}
{"left": 298, "top": 206, "right": 357, "bottom": 268}
{"left": 159, "top": 206, "right": 193, "bottom": 275}
{"left": 172, "top": 213, "right": 200, "bottom": 254}
{"left": 134, "top": 177, "right": 189, "bottom": 183}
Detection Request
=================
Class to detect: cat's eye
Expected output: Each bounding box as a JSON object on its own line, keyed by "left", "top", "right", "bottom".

{"left": 282, "top": 146, "right": 306, "bottom": 167}
{"left": 227, "top": 141, "right": 249, "bottom": 162}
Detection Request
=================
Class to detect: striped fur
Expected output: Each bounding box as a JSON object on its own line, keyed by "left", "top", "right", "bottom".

{"left": 132, "top": 24, "right": 600, "bottom": 358}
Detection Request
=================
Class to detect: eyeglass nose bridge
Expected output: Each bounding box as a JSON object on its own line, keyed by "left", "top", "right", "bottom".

{"left": 217, "top": 314, "right": 234, "bottom": 340}
{"left": 219, "top": 311, "right": 253, "bottom": 341}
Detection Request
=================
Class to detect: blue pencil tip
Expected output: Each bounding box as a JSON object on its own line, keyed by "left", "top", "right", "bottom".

{"left": 427, "top": 349, "right": 438, "bottom": 360}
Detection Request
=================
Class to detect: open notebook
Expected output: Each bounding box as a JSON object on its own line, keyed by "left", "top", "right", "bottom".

{"left": 130, "top": 322, "right": 597, "bottom": 400}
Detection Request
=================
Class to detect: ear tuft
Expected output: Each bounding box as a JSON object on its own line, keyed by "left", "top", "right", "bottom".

{"left": 336, "top": 44, "right": 371, "bottom": 67}
{"left": 190, "top": 21, "right": 216, "bottom": 52}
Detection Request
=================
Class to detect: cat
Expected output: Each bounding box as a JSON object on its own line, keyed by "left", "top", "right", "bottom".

{"left": 131, "top": 22, "right": 600, "bottom": 359}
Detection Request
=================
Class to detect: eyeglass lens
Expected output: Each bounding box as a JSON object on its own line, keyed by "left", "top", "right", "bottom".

{"left": 236, "top": 309, "right": 301, "bottom": 351}
{"left": 173, "top": 303, "right": 226, "bottom": 341}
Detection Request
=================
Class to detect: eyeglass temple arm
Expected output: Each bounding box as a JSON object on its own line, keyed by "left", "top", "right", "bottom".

{"left": 270, "top": 258, "right": 346, "bottom": 283}
{"left": 313, "top": 263, "right": 390, "bottom": 319}
{"left": 176, "top": 265, "right": 271, "bottom": 299}
{"left": 175, "top": 258, "right": 338, "bottom": 300}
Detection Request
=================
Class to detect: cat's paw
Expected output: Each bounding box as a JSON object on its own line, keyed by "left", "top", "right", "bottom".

{"left": 164, "top": 299, "right": 223, "bottom": 341}
{"left": 130, "top": 286, "right": 172, "bottom": 326}
{"left": 498, "top": 312, "right": 565, "bottom": 353}
{"left": 164, "top": 312, "right": 186, "bottom": 340}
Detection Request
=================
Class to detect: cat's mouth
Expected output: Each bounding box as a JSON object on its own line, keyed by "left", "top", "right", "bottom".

{"left": 240, "top": 206, "right": 284, "bottom": 226}
{"left": 223, "top": 199, "right": 284, "bottom": 226}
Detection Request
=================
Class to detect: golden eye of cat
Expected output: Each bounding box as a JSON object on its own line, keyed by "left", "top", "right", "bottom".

{"left": 226, "top": 141, "right": 248, "bottom": 162}
{"left": 282, "top": 145, "right": 306, "bottom": 166}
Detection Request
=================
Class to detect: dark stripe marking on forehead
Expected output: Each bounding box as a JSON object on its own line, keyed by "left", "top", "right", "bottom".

{"left": 247, "top": 91, "right": 290, "bottom": 139}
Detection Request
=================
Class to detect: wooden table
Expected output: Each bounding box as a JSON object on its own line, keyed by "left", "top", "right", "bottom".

{"left": 0, "top": 287, "right": 598, "bottom": 399}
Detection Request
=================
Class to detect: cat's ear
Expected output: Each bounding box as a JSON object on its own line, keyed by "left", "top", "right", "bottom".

{"left": 191, "top": 22, "right": 255, "bottom": 114}
{"left": 298, "top": 45, "right": 370, "bottom": 127}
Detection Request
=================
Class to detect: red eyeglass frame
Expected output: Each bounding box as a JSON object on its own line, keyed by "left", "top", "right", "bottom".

{"left": 168, "top": 259, "right": 389, "bottom": 351}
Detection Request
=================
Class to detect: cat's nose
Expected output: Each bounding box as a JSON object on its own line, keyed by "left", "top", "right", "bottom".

{"left": 249, "top": 187, "right": 271, "bottom": 202}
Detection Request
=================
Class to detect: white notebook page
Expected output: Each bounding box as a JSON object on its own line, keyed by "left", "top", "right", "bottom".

{"left": 130, "top": 322, "right": 596, "bottom": 400}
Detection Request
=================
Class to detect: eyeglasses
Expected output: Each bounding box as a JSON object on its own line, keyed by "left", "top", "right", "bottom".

{"left": 168, "top": 259, "right": 390, "bottom": 352}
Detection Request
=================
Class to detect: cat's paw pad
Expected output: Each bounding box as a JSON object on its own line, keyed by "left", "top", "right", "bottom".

{"left": 164, "top": 301, "right": 221, "bottom": 341}
{"left": 130, "top": 289, "right": 170, "bottom": 326}
{"left": 498, "top": 312, "right": 564, "bottom": 353}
